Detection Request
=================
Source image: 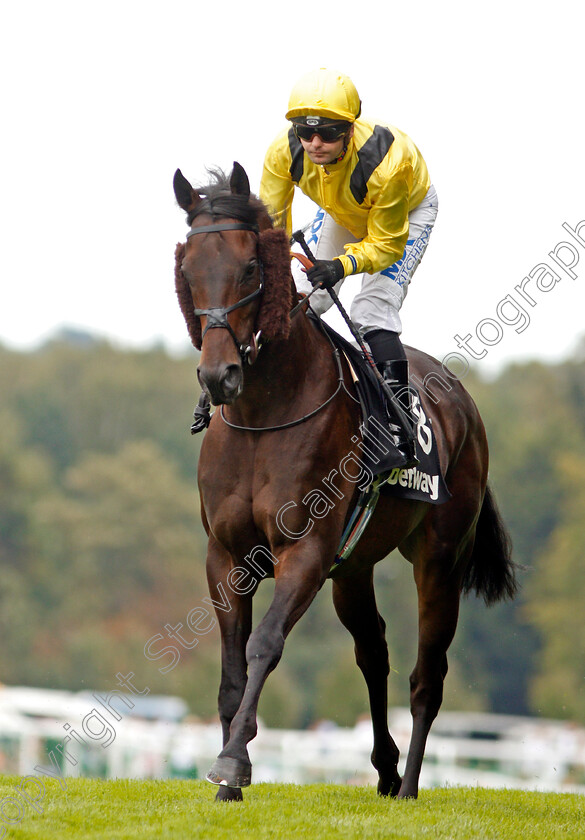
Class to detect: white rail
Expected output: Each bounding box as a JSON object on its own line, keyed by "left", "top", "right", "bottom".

{"left": 1, "top": 687, "right": 584, "bottom": 793}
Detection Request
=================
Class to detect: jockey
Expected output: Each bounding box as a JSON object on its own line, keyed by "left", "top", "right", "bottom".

{"left": 260, "top": 68, "right": 438, "bottom": 467}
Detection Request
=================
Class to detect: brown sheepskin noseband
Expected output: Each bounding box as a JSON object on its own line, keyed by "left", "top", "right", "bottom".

{"left": 174, "top": 227, "right": 293, "bottom": 351}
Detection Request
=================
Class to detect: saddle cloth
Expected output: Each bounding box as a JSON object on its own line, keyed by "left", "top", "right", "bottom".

{"left": 312, "top": 316, "right": 450, "bottom": 506}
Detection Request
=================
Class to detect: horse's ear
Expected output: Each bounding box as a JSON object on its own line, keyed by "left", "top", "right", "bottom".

{"left": 230, "top": 161, "right": 250, "bottom": 199}
{"left": 174, "top": 169, "right": 200, "bottom": 212}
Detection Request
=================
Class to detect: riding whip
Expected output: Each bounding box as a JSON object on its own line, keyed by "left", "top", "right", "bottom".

{"left": 290, "top": 229, "right": 416, "bottom": 439}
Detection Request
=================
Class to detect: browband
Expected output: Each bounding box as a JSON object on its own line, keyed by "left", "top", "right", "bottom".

{"left": 186, "top": 222, "right": 259, "bottom": 239}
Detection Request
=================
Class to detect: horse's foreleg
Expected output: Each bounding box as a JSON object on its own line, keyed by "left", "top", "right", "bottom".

{"left": 399, "top": 564, "right": 461, "bottom": 799}
{"left": 207, "top": 540, "right": 255, "bottom": 802}
{"left": 332, "top": 570, "right": 402, "bottom": 797}
{"left": 206, "top": 546, "right": 326, "bottom": 789}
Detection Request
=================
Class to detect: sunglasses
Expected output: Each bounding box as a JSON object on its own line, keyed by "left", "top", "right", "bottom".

{"left": 293, "top": 121, "right": 350, "bottom": 143}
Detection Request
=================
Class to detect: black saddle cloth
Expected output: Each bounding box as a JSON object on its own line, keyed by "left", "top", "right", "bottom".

{"left": 312, "top": 315, "right": 450, "bottom": 505}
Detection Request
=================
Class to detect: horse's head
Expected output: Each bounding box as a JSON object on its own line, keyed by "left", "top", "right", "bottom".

{"left": 174, "top": 163, "right": 293, "bottom": 405}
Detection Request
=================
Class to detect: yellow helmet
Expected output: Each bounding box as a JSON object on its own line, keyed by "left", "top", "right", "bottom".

{"left": 285, "top": 68, "right": 362, "bottom": 123}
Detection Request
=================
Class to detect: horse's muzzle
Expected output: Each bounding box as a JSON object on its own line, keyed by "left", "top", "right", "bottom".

{"left": 198, "top": 363, "right": 243, "bottom": 405}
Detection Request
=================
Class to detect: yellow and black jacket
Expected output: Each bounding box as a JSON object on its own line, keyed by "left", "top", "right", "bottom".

{"left": 260, "top": 118, "right": 431, "bottom": 276}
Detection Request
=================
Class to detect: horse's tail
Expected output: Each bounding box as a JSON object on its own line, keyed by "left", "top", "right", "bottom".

{"left": 462, "top": 484, "right": 518, "bottom": 605}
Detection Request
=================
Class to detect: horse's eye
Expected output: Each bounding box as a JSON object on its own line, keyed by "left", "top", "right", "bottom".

{"left": 241, "top": 260, "right": 258, "bottom": 283}
{"left": 181, "top": 262, "right": 194, "bottom": 285}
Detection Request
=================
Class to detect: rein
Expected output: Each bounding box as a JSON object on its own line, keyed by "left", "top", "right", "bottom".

{"left": 220, "top": 342, "right": 357, "bottom": 433}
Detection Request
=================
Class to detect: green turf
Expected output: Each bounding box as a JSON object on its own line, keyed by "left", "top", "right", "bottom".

{"left": 0, "top": 777, "right": 583, "bottom": 839}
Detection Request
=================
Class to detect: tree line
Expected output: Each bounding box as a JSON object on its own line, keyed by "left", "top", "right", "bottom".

{"left": 1, "top": 332, "right": 584, "bottom": 727}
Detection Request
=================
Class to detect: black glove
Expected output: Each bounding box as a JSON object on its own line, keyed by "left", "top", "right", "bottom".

{"left": 306, "top": 258, "right": 345, "bottom": 290}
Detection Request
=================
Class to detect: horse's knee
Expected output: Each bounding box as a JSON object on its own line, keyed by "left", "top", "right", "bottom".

{"left": 355, "top": 639, "right": 390, "bottom": 681}
{"left": 245, "top": 628, "right": 284, "bottom": 672}
{"left": 409, "top": 666, "right": 444, "bottom": 721}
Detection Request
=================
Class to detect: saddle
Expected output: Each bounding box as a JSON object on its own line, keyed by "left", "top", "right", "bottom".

{"left": 308, "top": 316, "right": 451, "bottom": 574}
{"left": 311, "top": 315, "right": 450, "bottom": 504}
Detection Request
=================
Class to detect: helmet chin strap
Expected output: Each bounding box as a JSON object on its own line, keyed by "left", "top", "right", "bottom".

{"left": 334, "top": 125, "right": 355, "bottom": 163}
{"left": 331, "top": 143, "right": 349, "bottom": 164}
{"left": 326, "top": 129, "right": 353, "bottom": 166}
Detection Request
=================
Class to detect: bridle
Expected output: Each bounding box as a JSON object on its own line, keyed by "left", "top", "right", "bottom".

{"left": 186, "top": 220, "right": 358, "bottom": 433}
{"left": 186, "top": 221, "right": 264, "bottom": 364}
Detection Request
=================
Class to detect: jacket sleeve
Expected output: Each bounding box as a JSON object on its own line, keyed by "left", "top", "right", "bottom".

{"left": 259, "top": 140, "right": 296, "bottom": 234}
{"left": 340, "top": 163, "right": 413, "bottom": 276}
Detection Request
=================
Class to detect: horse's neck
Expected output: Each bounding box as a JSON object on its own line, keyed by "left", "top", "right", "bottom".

{"left": 230, "top": 313, "right": 334, "bottom": 427}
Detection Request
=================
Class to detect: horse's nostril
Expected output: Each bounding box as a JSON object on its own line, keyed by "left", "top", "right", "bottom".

{"left": 197, "top": 363, "right": 242, "bottom": 405}
{"left": 222, "top": 364, "right": 242, "bottom": 395}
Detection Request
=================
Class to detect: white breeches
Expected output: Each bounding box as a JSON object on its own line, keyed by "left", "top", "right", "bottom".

{"left": 293, "top": 184, "right": 438, "bottom": 336}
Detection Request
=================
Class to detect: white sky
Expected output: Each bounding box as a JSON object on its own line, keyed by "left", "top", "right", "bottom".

{"left": 1, "top": 0, "right": 584, "bottom": 374}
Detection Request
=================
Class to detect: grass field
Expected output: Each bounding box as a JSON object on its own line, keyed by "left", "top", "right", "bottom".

{"left": 1, "top": 777, "right": 584, "bottom": 839}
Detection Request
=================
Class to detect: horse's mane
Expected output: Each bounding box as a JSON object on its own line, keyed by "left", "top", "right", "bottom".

{"left": 175, "top": 169, "right": 293, "bottom": 349}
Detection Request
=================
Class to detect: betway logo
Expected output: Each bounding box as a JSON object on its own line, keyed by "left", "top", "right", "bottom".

{"left": 384, "top": 466, "right": 440, "bottom": 501}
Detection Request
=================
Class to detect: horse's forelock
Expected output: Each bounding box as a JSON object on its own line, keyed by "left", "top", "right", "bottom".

{"left": 187, "top": 168, "right": 265, "bottom": 228}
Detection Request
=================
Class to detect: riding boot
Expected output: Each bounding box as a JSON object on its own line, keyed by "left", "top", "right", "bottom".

{"left": 190, "top": 391, "right": 212, "bottom": 434}
{"left": 364, "top": 329, "right": 418, "bottom": 468}
{"left": 377, "top": 359, "right": 418, "bottom": 468}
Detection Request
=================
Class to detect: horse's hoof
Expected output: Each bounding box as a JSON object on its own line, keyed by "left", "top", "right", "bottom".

{"left": 377, "top": 772, "right": 402, "bottom": 798}
{"left": 396, "top": 782, "right": 418, "bottom": 800}
{"left": 215, "top": 786, "right": 243, "bottom": 802}
{"left": 206, "top": 756, "right": 252, "bottom": 788}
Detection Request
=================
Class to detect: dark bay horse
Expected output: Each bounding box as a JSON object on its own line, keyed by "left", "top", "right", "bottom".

{"left": 173, "top": 162, "right": 517, "bottom": 801}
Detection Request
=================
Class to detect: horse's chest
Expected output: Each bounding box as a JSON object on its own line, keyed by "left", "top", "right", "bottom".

{"left": 200, "top": 430, "right": 297, "bottom": 510}
{"left": 199, "top": 454, "right": 266, "bottom": 536}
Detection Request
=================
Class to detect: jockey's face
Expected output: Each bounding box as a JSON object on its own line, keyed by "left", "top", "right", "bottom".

{"left": 299, "top": 125, "right": 354, "bottom": 165}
